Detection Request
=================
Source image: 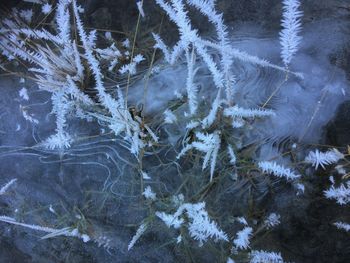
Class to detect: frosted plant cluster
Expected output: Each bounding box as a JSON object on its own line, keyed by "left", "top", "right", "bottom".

{"left": 0, "top": 0, "right": 349, "bottom": 262}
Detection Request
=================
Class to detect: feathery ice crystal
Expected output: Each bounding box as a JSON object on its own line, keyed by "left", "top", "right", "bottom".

{"left": 305, "top": 148, "right": 344, "bottom": 170}
{"left": 324, "top": 180, "right": 350, "bottom": 205}
{"left": 233, "top": 226, "right": 253, "bottom": 250}
{"left": 156, "top": 201, "right": 228, "bottom": 246}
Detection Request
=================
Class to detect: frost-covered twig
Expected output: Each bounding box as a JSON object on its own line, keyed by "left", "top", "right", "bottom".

{"left": 128, "top": 222, "right": 147, "bottom": 250}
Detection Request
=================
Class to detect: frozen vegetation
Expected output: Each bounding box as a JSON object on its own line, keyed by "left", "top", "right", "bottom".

{"left": 0, "top": 0, "right": 349, "bottom": 262}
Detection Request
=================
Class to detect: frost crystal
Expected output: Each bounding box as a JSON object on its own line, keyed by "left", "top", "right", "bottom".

{"left": 264, "top": 213, "right": 281, "bottom": 229}
{"left": 250, "top": 250, "right": 285, "bottom": 263}
{"left": 258, "top": 161, "right": 300, "bottom": 180}
{"left": 156, "top": 211, "right": 184, "bottom": 229}
{"left": 143, "top": 186, "right": 156, "bottom": 201}
{"left": 19, "top": 9, "right": 33, "bottom": 23}
{"left": 164, "top": 109, "right": 177, "bottom": 124}
{"left": 334, "top": 222, "right": 350, "bottom": 232}
{"left": 156, "top": 202, "right": 228, "bottom": 246}
{"left": 236, "top": 217, "right": 248, "bottom": 226}
{"left": 305, "top": 148, "right": 344, "bottom": 170}
{"left": 42, "top": 4, "right": 52, "bottom": 14}
{"left": 324, "top": 181, "right": 350, "bottom": 205}
{"left": 19, "top": 88, "right": 29, "bottom": 100}
{"left": 177, "top": 131, "right": 221, "bottom": 181}
{"left": 136, "top": 1, "right": 145, "bottom": 18}
{"left": 227, "top": 145, "right": 236, "bottom": 165}
{"left": 233, "top": 226, "right": 253, "bottom": 250}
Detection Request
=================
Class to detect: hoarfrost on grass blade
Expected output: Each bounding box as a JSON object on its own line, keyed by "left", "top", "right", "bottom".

{"left": 227, "top": 145, "right": 236, "bottom": 165}
{"left": 0, "top": 216, "right": 90, "bottom": 242}
{"left": 128, "top": 223, "right": 147, "bottom": 250}
{"left": 136, "top": 1, "right": 145, "bottom": 18}
{"left": 280, "top": 0, "right": 303, "bottom": 66}
{"left": 305, "top": 148, "right": 344, "bottom": 170}
{"left": 0, "top": 179, "right": 17, "bottom": 195}
{"left": 258, "top": 161, "right": 300, "bottom": 180}
{"left": 224, "top": 106, "right": 275, "bottom": 119}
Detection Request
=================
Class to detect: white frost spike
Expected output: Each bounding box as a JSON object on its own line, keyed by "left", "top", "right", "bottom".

{"left": 128, "top": 223, "right": 147, "bottom": 250}
{"left": 324, "top": 181, "right": 350, "bottom": 205}
{"left": 334, "top": 222, "right": 350, "bottom": 232}
{"left": 143, "top": 186, "right": 156, "bottom": 201}
{"left": 305, "top": 148, "right": 344, "bottom": 170}
{"left": 250, "top": 250, "right": 285, "bottom": 263}
{"left": 164, "top": 109, "right": 177, "bottom": 124}
{"left": 176, "top": 235, "right": 182, "bottom": 243}
{"left": 280, "top": 0, "right": 303, "bottom": 66}
{"left": 233, "top": 227, "right": 253, "bottom": 250}
{"left": 258, "top": 161, "right": 300, "bottom": 180}
{"left": 0, "top": 179, "right": 17, "bottom": 195}
{"left": 136, "top": 1, "right": 145, "bottom": 18}
{"left": 141, "top": 171, "right": 151, "bottom": 180}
